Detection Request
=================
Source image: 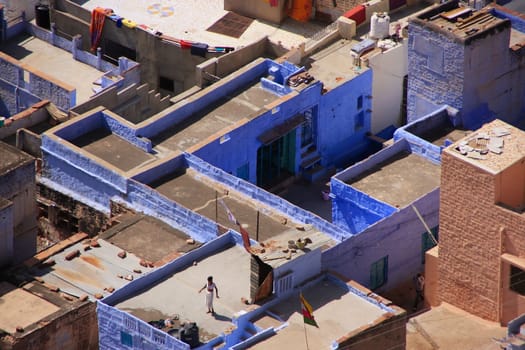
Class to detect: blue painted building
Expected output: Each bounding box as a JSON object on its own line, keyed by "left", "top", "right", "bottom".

{"left": 407, "top": 0, "right": 525, "bottom": 130}
{"left": 324, "top": 125, "right": 443, "bottom": 292}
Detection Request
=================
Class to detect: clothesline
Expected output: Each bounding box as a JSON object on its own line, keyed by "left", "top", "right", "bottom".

{"left": 90, "top": 7, "right": 235, "bottom": 57}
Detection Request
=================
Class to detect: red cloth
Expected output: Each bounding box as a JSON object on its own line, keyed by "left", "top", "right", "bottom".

{"left": 90, "top": 7, "right": 108, "bottom": 51}
{"left": 343, "top": 5, "right": 366, "bottom": 26}
{"left": 179, "top": 40, "right": 192, "bottom": 49}
{"left": 238, "top": 225, "right": 251, "bottom": 252}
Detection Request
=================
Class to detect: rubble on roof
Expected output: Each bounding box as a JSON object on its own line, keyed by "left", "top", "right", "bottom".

{"left": 456, "top": 126, "right": 509, "bottom": 159}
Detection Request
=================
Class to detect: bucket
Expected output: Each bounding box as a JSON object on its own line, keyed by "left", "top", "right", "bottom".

{"left": 35, "top": 4, "right": 50, "bottom": 30}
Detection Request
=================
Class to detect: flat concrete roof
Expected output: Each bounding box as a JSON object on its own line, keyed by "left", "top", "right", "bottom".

{"left": 80, "top": 0, "right": 325, "bottom": 49}
{"left": 33, "top": 239, "right": 155, "bottom": 301}
{"left": 445, "top": 119, "right": 525, "bottom": 174}
{"left": 0, "top": 140, "right": 33, "bottom": 176}
{"left": 0, "top": 282, "right": 60, "bottom": 334}
{"left": 1, "top": 34, "right": 104, "bottom": 104}
{"left": 407, "top": 303, "right": 506, "bottom": 350}
{"left": 152, "top": 80, "right": 279, "bottom": 152}
{"left": 347, "top": 152, "right": 441, "bottom": 208}
{"left": 251, "top": 278, "right": 390, "bottom": 349}
{"left": 70, "top": 128, "right": 156, "bottom": 171}
{"left": 150, "top": 168, "right": 298, "bottom": 241}
{"left": 100, "top": 214, "right": 200, "bottom": 265}
{"left": 307, "top": 39, "right": 369, "bottom": 91}
{"left": 114, "top": 244, "right": 251, "bottom": 342}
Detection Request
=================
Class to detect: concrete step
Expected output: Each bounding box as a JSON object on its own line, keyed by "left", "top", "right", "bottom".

{"left": 300, "top": 154, "right": 321, "bottom": 170}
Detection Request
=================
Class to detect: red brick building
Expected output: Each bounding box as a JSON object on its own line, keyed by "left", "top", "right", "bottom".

{"left": 439, "top": 119, "right": 525, "bottom": 324}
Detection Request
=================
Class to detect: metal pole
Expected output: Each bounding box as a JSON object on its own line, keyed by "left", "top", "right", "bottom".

{"left": 215, "top": 190, "right": 218, "bottom": 223}
{"left": 256, "top": 210, "right": 260, "bottom": 241}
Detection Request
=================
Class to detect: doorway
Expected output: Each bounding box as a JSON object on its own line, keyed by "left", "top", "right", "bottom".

{"left": 257, "top": 129, "right": 296, "bottom": 188}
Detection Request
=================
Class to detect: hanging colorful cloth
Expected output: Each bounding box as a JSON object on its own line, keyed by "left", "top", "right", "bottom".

{"left": 90, "top": 7, "right": 109, "bottom": 52}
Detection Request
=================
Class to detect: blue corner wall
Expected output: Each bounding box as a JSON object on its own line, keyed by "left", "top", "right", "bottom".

{"left": 394, "top": 105, "right": 458, "bottom": 164}
{"left": 322, "top": 187, "right": 439, "bottom": 292}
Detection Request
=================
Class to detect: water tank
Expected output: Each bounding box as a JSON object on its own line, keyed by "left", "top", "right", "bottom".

{"left": 35, "top": 4, "right": 50, "bottom": 30}
{"left": 370, "top": 12, "right": 390, "bottom": 40}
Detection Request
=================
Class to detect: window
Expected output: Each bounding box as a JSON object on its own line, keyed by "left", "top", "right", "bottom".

{"left": 510, "top": 265, "right": 525, "bottom": 296}
{"left": 120, "top": 331, "right": 133, "bottom": 347}
{"left": 355, "top": 111, "right": 365, "bottom": 131}
{"left": 159, "top": 76, "right": 175, "bottom": 92}
{"left": 370, "top": 256, "right": 388, "bottom": 290}
{"left": 421, "top": 226, "right": 439, "bottom": 264}
{"left": 357, "top": 95, "right": 363, "bottom": 110}
{"left": 236, "top": 163, "right": 249, "bottom": 181}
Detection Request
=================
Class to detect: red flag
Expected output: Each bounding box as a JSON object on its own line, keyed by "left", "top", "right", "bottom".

{"left": 238, "top": 224, "right": 251, "bottom": 252}
{"left": 300, "top": 293, "right": 318, "bottom": 327}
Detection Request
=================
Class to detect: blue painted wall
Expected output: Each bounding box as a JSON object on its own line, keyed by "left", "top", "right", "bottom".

{"left": 408, "top": 6, "right": 525, "bottom": 130}
{"left": 322, "top": 188, "right": 439, "bottom": 292}
{"left": 407, "top": 21, "right": 465, "bottom": 123}
{"left": 317, "top": 69, "right": 373, "bottom": 167}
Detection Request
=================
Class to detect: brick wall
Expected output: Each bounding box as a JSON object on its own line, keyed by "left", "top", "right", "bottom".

{"left": 1, "top": 302, "right": 98, "bottom": 350}
{"left": 439, "top": 152, "right": 502, "bottom": 321}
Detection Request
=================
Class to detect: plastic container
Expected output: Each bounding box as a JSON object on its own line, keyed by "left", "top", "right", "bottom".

{"left": 35, "top": 4, "right": 51, "bottom": 30}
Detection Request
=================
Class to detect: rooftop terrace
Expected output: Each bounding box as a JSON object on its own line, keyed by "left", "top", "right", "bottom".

{"left": 1, "top": 34, "right": 104, "bottom": 104}
{"left": 445, "top": 119, "right": 525, "bottom": 174}
{"left": 114, "top": 243, "right": 251, "bottom": 343}
{"left": 0, "top": 140, "right": 34, "bottom": 175}
{"left": 70, "top": 128, "right": 156, "bottom": 171}
{"left": 99, "top": 214, "right": 199, "bottom": 265}
{"left": 412, "top": 1, "right": 511, "bottom": 44}
{"left": 151, "top": 78, "right": 279, "bottom": 152}
{"left": 79, "top": 0, "right": 324, "bottom": 49}
{"left": 347, "top": 151, "right": 441, "bottom": 208}
{"left": 0, "top": 282, "right": 60, "bottom": 334}
{"left": 251, "top": 278, "right": 397, "bottom": 349}
{"left": 150, "top": 168, "right": 303, "bottom": 242}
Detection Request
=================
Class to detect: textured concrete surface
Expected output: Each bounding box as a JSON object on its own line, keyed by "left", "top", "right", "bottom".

{"left": 347, "top": 152, "right": 441, "bottom": 208}
{"left": 0, "top": 282, "right": 60, "bottom": 334}
{"left": 406, "top": 303, "right": 506, "bottom": 350}
{"left": 151, "top": 168, "right": 298, "bottom": 241}
{"left": 152, "top": 80, "right": 278, "bottom": 152}
{"left": 80, "top": 0, "right": 325, "bottom": 49}
{"left": 101, "top": 214, "right": 199, "bottom": 263}
{"left": 251, "top": 279, "right": 387, "bottom": 349}
{"left": 115, "top": 244, "right": 251, "bottom": 341}
{"left": 1, "top": 34, "right": 104, "bottom": 104}
{"left": 71, "top": 128, "right": 156, "bottom": 171}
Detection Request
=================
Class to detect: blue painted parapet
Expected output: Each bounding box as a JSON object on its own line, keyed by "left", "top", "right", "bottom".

{"left": 185, "top": 153, "right": 351, "bottom": 241}
{"left": 102, "top": 111, "right": 153, "bottom": 153}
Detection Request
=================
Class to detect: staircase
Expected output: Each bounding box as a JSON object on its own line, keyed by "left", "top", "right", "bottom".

{"left": 300, "top": 144, "right": 326, "bottom": 182}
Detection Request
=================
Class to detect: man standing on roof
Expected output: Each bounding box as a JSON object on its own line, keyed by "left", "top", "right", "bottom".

{"left": 199, "top": 276, "right": 219, "bottom": 315}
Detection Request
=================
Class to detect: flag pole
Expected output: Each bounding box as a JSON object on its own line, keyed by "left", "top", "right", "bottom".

{"left": 303, "top": 318, "right": 310, "bottom": 350}
{"left": 215, "top": 190, "right": 218, "bottom": 223}
{"left": 256, "top": 210, "right": 260, "bottom": 241}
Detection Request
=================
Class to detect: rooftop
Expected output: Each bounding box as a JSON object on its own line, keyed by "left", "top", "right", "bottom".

{"left": 251, "top": 278, "right": 400, "bottom": 349}
{"left": 0, "top": 140, "right": 34, "bottom": 176}
{"left": 113, "top": 243, "right": 251, "bottom": 342}
{"left": 151, "top": 78, "right": 280, "bottom": 152}
{"left": 347, "top": 151, "right": 441, "bottom": 208}
{"left": 412, "top": 1, "right": 511, "bottom": 44}
{"left": 307, "top": 39, "right": 370, "bottom": 91}
{"left": 150, "top": 168, "right": 308, "bottom": 242}
{"left": 444, "top": 119, "right": 525, "bottom": 174}
{"left": 32, "top": 237, "right": 155, "bottom": 301}
{"left": 99, "top": 214, "right": 200, "bottom": 265}
{"left": 79, "top": 0, "right": 325, "bottom": 49}
{"left": 0, "top": 282, "right": 60, "bottom": 334}
{"left": 1, "top": 34, "right": 104, "bottom": 104}
{"left": 413, "top": 122, "right": 472, "bottom": 147}
{"left": 70, "top": 128, "right": 156, "bottom": 172}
